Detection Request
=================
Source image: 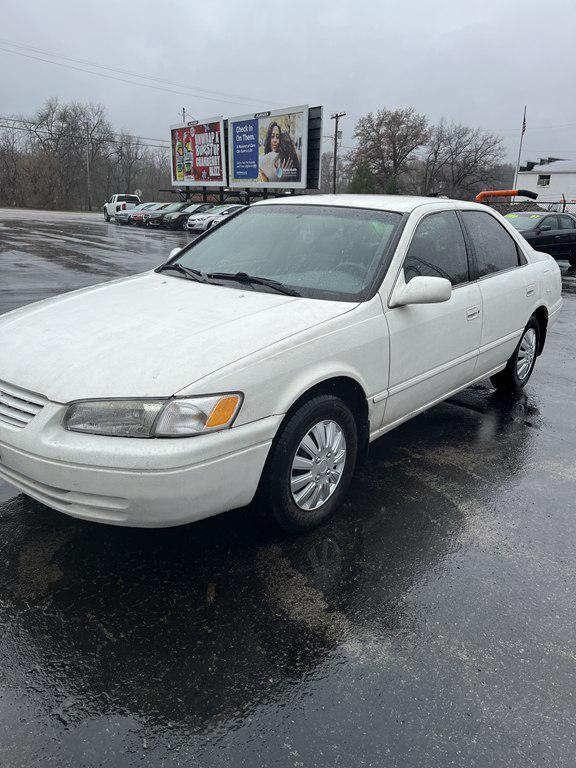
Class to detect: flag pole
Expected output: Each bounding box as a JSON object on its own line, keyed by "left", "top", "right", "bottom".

{"left": 512, "top": 105, "right": 527, "bottom": 201}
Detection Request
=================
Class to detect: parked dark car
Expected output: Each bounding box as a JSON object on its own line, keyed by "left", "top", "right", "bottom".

{"left": 131, "top": 202, "right": 168, "bottom": 226}
{"left": 161, "top": 202, "right": 215, "bottom": 230}
{"left": 146, "top": 202, "right": 191, "bottom": 228}
{"left": 506, "top": 211, "right": 576, "bottom": 266}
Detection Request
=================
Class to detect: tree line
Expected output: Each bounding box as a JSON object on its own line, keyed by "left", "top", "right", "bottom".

{"left": 0, "top": 98, "right": 172, "bottom": 210}
{"left": 321, "top": 107, "right": 514, "bottom": 197}
{"left": 0, "top": 99, "right": 514, "bottom": 210}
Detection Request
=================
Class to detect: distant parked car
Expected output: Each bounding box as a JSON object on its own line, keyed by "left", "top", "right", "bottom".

{"left": 103, "top": 194, "right": 141, "bottom": 222}
{"left": 131, "top": 203, "right": 168, "bottom": 226}
{"left": 142, "top": 203, "right": 172, "bottom": 227}
{"left": 162, "top": 203, "right": 214, "bottom": 230}
{"left": 505, "top": 211, "right": 576, "bottom": 267}
{"left": 115, "top": 202, "right": 155, "bottom": 225}
{"left": 146, "top": 202, "right": 191, "bottom": 229}
{"left": 186, "top": 204, "right": 247, "bottom": 231}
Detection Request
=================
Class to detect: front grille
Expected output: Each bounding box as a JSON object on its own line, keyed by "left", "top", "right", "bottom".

{"left": 0, "top": 380, "right": 47, "bottom": 429}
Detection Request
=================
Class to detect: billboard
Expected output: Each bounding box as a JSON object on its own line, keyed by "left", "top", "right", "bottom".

{"left": 170, "top": 117, "right": 227, "bottom": 187}
{"left": 227, "top": 105, "right": 309, "bottom": 189}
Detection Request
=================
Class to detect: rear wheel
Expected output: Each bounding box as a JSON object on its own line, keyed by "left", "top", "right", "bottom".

{"left": 490, "top": 317, "right": 540, "bottom": 393}
{"left": 569, "top": 255, "right": 576, "bottom": 268}
{"left": 261, "top": 395, "right": 358, "bottom": 533}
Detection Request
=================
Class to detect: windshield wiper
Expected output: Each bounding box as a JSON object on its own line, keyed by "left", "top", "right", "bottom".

{"left": 206, "top": 271, "right": 300, "bottom": 296}
{"left": 156, "top": 263, "right": 208, "bottom": 283}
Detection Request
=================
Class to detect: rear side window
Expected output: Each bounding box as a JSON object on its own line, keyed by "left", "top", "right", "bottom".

{"left": 462, "top": 211, "right": 520, "bottom": 278}
{"left": 403, "top": 211, "right": 469, "bottom": 286}
{"left": 559, "top": 215, "right": 576, "bottom": 230}
{"left": 117, "top": 195, "right": 140, "bottom": 203}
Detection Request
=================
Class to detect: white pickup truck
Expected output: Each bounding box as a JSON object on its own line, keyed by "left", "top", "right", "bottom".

{"left": 103, "top": 194, "right": 141, "bottom": 221}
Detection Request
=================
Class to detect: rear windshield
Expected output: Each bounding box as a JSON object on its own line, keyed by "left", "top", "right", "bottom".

{"left": 505, "top": 213, "right": 543, "bottom": 231}
{"left": 117, "top": 195, "right": 140, "bottom": 203}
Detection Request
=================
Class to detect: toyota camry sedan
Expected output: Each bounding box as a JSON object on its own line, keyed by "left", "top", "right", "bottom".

{"left": 0, "top": 195, "right": 562, "bottom": 532}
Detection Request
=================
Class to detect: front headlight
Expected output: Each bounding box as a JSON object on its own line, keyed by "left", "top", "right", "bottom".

{"left": 64, "top": 394, "right": 243, "bottom": 438}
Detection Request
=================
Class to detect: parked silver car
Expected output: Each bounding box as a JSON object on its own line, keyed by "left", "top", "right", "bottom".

{"left": 186, "top": 204, "right": 247, "bottom": 231}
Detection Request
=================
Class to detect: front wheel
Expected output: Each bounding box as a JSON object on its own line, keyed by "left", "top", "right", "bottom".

{"left": 261, "top": 395, "right": 358, "bottom": 533}
{"left": 104, "top": 211, "right": 110, "bottom": 222}
{"left": 491, "top": 317, "right": 540, "bottom": 393}
{"left": 568, "top": 255, "right": 576, "bottom": 268}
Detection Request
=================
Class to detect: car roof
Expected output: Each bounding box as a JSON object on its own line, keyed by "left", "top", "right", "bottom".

{"left": 251, "top": 194, "right": 489, "bottom": 214}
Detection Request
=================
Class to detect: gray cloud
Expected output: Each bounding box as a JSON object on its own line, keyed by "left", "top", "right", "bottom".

{"left": 1, "top": 0, "right": 575, "bottom": 162}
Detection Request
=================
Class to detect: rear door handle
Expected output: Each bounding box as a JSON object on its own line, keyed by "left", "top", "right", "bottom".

{"left": 554, "top": 235, "right": 562, "bottom": 241}
{"left": 466, "top": 306, "right": 480, "bottom": 320}
{"left": 526, "top": 284, "right": 536, "bottom": 297}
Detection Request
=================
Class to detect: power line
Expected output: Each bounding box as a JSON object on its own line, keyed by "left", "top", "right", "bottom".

{"left": 0, "top": 115, "right": 170, "bottom": 145}
{"left": 0, "top": 122, "right": 169, "bottom": 150}
{"left": 0, "top": 37, "right": 283, "bottom": 108}
{"left": 0, "top": 40, "right": 283, "bottom": 110}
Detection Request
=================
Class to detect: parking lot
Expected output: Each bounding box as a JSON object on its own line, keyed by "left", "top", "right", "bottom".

{"left": 1, "top": 207, "right": 576, "bottom": 767}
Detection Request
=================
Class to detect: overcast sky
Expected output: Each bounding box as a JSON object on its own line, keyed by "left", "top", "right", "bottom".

{"left": 1, "top": 0, "right": 575, "bottom": 164}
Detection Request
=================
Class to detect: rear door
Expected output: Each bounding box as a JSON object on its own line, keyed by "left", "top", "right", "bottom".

{"left": 557, "top": 214, "right": 576, "bottom": 258}
{"left": 384, "top": 208, "right": 482, "bottom": 427}
{"left": 460, "top": 209, "right": 532, "bottom": 374}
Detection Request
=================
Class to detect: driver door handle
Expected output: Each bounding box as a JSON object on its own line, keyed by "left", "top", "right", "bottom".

{"left": 466, "top": 306, "right": 480, "bottom": 321}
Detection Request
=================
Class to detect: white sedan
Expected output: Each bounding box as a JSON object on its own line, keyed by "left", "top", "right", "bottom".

{"left": 0, "top": 195, "right": 562, "bottom": 532}
{"left": 186, "top": 204, "right": 246, "bottom": 231}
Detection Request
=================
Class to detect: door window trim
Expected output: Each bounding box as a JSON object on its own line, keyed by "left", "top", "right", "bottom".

{"left": 391, "top": 208, "right": 475, "bottom": 298}
{"left": 459, "top": 208, "right": 527, "bottom": 282}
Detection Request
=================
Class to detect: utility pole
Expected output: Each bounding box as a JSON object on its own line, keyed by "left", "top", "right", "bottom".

{"left": 85, "top": 121, "right": 92, "bottom": 212}
{"left": 330, "top": 112, "right": 346, "bottom": 194}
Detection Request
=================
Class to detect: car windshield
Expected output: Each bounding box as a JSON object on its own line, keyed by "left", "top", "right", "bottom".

{"left": 205, "top": 205, "right": 233, "bottom": 215}
{"left": 183, "top": 204, "right": 205, "bottom": 213}
{"left": 505, "top": 213, "right": 543, "bottom": 231}
{"left": 173, "top": 204, "right": 402, "bottom": 300}
{"left": 161, "top": 203, "right": 184, "bottom": 212}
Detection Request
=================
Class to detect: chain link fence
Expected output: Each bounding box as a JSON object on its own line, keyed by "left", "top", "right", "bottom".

{"left": 481, "top": 198, "right": 576, "bottom": 217}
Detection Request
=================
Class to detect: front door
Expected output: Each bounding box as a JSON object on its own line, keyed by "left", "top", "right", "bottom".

{"left": 384, "top": 210, "right": 482, "bottom": 428}
{"left": 531, "top": 214, "right": 563, "bottom": 257}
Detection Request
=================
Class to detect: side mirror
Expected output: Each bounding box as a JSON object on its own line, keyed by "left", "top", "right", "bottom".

{"left": 538, "top": 224, "right": 552, "bottom": 232}
{"left": 168, "top": 247, "right": 181, "bottom": 260}
{"left": 390, "top": 270, "right": 452, "bottom": 307}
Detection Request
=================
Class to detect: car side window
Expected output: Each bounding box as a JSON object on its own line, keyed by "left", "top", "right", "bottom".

{"left": 461, "top": 211, "right": 520, "bottom": 278}
{"left": 403, "top": 211, "right": 469, "bottom": 286}
{"left": 541, "top": 215, "right": 558, "bottom": 230}
{"left": 559, "top": 215, "right": 576, "bottom": 230}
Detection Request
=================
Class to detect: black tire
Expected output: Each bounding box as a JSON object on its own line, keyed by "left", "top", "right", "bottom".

{"left": 104, "top": 211, "right": 110, "bottom": 222}
{"left": 260, "top": 395, "right": 358, "bottom": 533}
{"left": 569, "top": 255, "right": 576, "bottom": 268}
{"left": 490, "top": 316, "right": 540, "bottom": 393}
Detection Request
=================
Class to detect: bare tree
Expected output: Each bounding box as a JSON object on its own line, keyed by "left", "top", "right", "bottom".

{"left": 351, "top": 108, "right": 430, "bottom": 192}
{"left": 439, "top": 123, "right": 505, "bottom": 197}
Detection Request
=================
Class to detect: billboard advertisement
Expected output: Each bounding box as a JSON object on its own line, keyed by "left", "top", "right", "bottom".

{"left": 227, "top": 105, "right": 309, "bottom": 189}
{"left": 170, "top": 117, "right": 227, "bottom": 187}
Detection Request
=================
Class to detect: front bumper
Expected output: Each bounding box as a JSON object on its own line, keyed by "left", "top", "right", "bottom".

{"left": 0, "top": 404, "right": 281, "bottom": 527}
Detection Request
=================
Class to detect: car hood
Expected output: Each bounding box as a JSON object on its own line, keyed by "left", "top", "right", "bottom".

{"left": 0, "top": 272, "right": 356, "bottom": 402}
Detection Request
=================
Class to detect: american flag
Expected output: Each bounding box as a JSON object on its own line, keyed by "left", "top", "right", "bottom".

{"left": 521, "top": 106, "right": 527, "bottom": 136}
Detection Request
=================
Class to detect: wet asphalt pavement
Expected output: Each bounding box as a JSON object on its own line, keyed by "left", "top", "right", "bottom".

{"left": 0, "top": 208, "right": 576, "bottom": 767}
